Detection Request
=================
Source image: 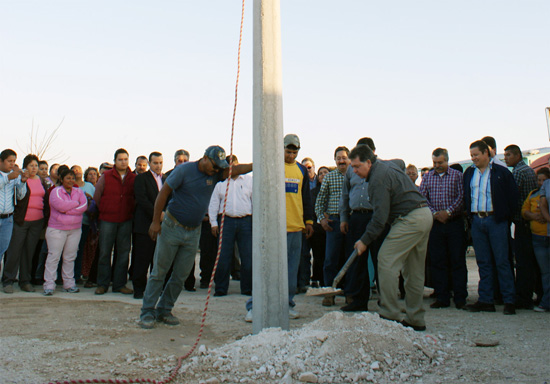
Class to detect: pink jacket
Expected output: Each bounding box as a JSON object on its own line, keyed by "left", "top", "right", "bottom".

{"left": 48, "top": 186, "right": 88, "bottom": 230}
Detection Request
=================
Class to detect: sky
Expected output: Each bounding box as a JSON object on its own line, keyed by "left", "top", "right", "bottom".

{"left": 1, "top": 1, "right": 549, "bottom": 172}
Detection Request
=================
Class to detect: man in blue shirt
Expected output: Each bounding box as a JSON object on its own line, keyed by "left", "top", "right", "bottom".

{"left": 0, "top": 149, "right": 28, "bottom": 292}
{"left": 463, "top": 140, "right": 518, "bottom": 315}
{"left": 139, "top": 146, "right": 252, "bottom": 329}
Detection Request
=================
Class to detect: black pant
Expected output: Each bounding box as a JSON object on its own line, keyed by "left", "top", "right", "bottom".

{"left": 514, "top": 221, "right": 536, "bottom": 306}
{"left": 199, "top": 220, "right": 218, "bottom": 286}
{"left": 132, "top": 233, "right": 156, "bottom": 294}
{"left": 428, "top": 219, "right": 468, "bottom": 304}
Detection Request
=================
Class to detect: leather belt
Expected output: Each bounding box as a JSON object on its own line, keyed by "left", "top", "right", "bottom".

{"left": 0, "top": 213, "right": 13, "bottom": 219}
{"left": 352, "top": 208, "right": 373, "bottom": 214}
{"left": 416, "top": 202, "right": 429, "bottom": 209}
{"left": 166, "top": 211, "right": 199, "bottom": 231}
{"left": 475, "top": 212, "right": 494, "bottom": 218}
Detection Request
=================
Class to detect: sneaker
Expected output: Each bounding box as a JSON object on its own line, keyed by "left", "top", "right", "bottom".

{"left": 43, "top": 289, "right": 54, "bottom": 296}
{"left": 3, "top": 285, "right": 14, "bottom": 294}
{"left": 533, "top": 306, "right": 549, "bottom": 313}
{"left": 63, "top": 286, "right": 80, "bottom": 293}
{"left": 157, "top": 313, "right": 180, "bottom": 326}
{"left": 245, "top": 309, "right": 253, "bottom": 323}
{"left": 139, "top": 314, "right": 156, "bottom": 329}
{"left": 289, "top": 308, "right": 300, "bottom": 319}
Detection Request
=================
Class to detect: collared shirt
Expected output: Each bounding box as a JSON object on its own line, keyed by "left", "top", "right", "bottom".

{"left": 151, "top": 171, "right": 163, "bottom": 191}
{"left": 308, "top": 176, "right": 317, "bottom": 191}
{"left": 470, "top": 165, "right": 493, "bottom": 212}
{"left": 208, "top": 174, "right": 253, "bottom": 227}
{"left": 511, "top": 160, "right": 537, "bottom": 222}
{"left": 419, "top": 167, "right": 464, "bottom": 217}
{"left": 491, "top": 156, "right": 508, "bottom": 169}
{"left": 0, "top": 171, "right": 27, "bottom": 215}
{"left": 339, "top": 165, "right": 372, "bottom": 223}
{"left": 360, "top": 159, "right": 426, "bottom": 245}
{"left": 315, "top": 169, "right": 346, "bottom": 219}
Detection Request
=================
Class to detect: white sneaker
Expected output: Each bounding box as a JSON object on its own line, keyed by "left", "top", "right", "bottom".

{"left": 289, "top": 308, "right": 299, "bottom": 319}
{"left": 245, "top": 309, "right": 253, "bottom": 322}
{"left": 534, "top": 305, "right": 549, "bottom": 313}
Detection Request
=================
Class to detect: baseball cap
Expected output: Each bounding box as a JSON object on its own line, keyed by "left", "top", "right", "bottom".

{"left": 204, "top": 146, "right": 229, "bottom": 169}
{"left": 284, "top": 134, "right": 300, "bottom": 149}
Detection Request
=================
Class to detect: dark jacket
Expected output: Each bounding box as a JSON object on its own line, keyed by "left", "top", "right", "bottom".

{"left": 297, "top": 162, "right": 315, "bottom": 225}
{"left": 463, "top": 163, "right": 518, "bottom": 223}
{"left": 13, "top": 178, "right": 49, "bottom": 226}
{"left": 133, "top": 171, "right": 160, "bottom": 235}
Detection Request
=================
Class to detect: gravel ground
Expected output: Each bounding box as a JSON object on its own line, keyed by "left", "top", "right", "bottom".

{"left": 1, "top": 256, "right": 548, "bottom": 384}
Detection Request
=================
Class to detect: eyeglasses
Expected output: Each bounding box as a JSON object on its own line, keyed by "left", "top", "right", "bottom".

{"left": 209, "top": 158, "right": 221, "bottom": 171}
{"left": 306, "top": 166, "right": 313, "bottom": 170}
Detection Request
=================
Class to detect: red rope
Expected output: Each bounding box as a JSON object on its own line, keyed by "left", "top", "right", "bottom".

{"left": 47, "top": 1, "right": 246, "bottom": 383}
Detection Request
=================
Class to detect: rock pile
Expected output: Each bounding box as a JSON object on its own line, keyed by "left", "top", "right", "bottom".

{"left": 176, "top": 311, "right": 447, "bottom": 383}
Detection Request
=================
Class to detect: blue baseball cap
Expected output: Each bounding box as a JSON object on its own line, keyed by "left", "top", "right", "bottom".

{"left": 204, "top": 146, "right": 229, "bottom": 169}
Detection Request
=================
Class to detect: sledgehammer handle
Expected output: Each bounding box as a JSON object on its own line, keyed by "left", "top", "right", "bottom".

{"left": 332, "top": 249, "right": 359, "bottom": 289}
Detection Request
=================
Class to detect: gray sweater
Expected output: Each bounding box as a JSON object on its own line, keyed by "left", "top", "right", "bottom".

{"left": 360, "top": 159, "right": 426, "bottom": 245}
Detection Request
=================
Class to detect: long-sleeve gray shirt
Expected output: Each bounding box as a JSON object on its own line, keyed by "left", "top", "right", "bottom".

{"left": 360, "top": 159, "right": 427, "bottom": 245}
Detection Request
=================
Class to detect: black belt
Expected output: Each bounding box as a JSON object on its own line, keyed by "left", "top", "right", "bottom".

{"left": 352, "top": 208, "right": 373, "bottom": 214}
{"left": 474, "top": 212, "right": 493, "bottom": 218}
{"left": 0, "top": 213, "right": 13, "bottom": 219}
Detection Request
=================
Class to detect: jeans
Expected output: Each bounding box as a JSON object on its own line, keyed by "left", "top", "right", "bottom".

{"left": 428, "top": 219, "right": 468, "bottom": 305}
{"left": 0, "top": 216, "right": 14, "bottom": 266}
{"left": 246, "top": 231, "right": 302, "bottom": 311}
{"left": 471, "top": 215, "right": 516, "bottom": 304}
{"left": 97, "top": 220, "right": 132, "bottom": 291}
{"left": 141, "top": 213, "right": 200, "bottom": 320}
{"left": 323, "top": 215, "right": 346, "bottom": 286}
{"left": 531, "top": 235, "right": 550, "bottom": 309}
{"left": 214, "top": 215, "right": 252, "bottom": 295}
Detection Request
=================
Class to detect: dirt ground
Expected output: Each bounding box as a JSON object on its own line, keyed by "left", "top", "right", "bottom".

{"left": 1, "top": 255, "right": 549, "bottom": 384}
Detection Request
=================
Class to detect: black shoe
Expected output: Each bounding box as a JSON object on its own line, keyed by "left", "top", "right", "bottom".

{"left": 463, "top": 301, "right": 496, "bottom": 312}
{"left": 455, "top": 301, "right": 466, "bottom": 310}
{"left": 185, "top": 286, "right": 196, "bottom": 292}
{"left": 340, "top": 302, "right": 368, "bottom": 312}
{"left": 430, "top": 300, "right": 450, "bottom": 309}
{"left": 213, "top": 291, "right": 227, "bottom": 297}
{"left": 401, "top": 320, "right": 426, "bottom": 332}
{"left": 296, "top": 286, "right": 308, "bottom": 294}
{"left": 133, "top": 292, "right": 144, "bottom": 299}
{"left": 503, "top": 303, "right": 516, "bottom": 315}
{"left": 514, "top": 301, "right": 534, "bottom": 310}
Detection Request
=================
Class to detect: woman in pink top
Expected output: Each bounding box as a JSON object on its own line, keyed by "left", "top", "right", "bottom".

{"left": 3, "top": 154, "right": 47, "bottom": 292}
{"left": 43, "top": 169, "right": 88, "bottom": 295}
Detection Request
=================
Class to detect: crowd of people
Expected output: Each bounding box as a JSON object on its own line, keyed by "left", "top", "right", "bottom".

{"left": 0, "top": 134, "right": 548, "bottom": 332}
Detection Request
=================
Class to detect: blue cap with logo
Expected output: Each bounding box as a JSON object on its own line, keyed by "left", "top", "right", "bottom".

{"left": 205, "top": 146, "right": 230, "bottom": 169}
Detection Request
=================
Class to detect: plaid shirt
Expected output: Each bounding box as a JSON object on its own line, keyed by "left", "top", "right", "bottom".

{"left": 419, "top": 167, "right": 464, "bottom": 217}
{"left": 512, "top": 160, "right": 537, "bottom": 222}
{"left": 315, "top": 169, "right": 345, "bottom": 219}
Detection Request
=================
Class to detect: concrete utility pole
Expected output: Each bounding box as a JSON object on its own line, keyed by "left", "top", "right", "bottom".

{"left": 252, "top": 0, "right": 289, "bottom": 333}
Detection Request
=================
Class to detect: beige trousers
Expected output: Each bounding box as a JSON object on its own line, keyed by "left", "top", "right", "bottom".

{"left": 377, "top": 207, "right": 433, "bottom": 326}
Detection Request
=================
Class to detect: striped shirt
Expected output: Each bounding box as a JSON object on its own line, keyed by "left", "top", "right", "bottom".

{"left": 0, "top": 171, "right": 27, "bottom": 215}
{"left": 470, "top": 165, "right": 493, "bottom": 212}
{"left": 315, "top": 169, "right": 345, "bottom": 219}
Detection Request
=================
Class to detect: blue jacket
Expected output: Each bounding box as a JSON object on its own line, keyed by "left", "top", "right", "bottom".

{"left": 463, "top": 163, "right": 518, "bottom": 223}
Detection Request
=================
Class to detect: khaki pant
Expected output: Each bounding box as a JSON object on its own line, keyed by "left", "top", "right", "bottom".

{"left": 377, "top": 207, "right": 433, "bottom": 326}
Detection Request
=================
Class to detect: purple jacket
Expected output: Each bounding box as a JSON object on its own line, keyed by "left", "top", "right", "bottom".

{"left": 48, "top": 186, "right": 88, "bottom": 230}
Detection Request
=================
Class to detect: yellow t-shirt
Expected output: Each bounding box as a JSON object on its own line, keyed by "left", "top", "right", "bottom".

{"left": 285, "top": 161, "right": 305, "bottom": 232}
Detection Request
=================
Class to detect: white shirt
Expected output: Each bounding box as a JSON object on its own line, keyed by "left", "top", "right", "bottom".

{"left": 151, "top": 171, "right": 163, "bottom": 191}
{"left": 208, "top": 174, "right": 253, "bottom": 227}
